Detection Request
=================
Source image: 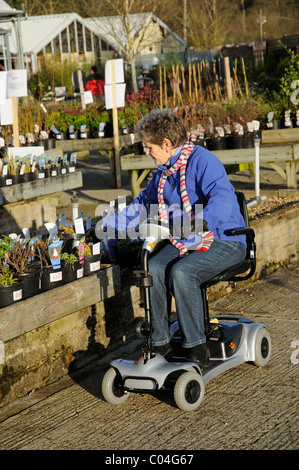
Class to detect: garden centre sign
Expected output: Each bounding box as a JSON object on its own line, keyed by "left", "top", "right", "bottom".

{"left": 104, "top": 58, "right": 126, "bottom": 109}
{"left": 0, "top": 69, "right": 27, "bottom": 147}
{"left": 104, "top": 59, "right": 126, "bottom": 189}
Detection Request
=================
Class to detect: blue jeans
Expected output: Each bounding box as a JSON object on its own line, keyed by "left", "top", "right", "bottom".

{"left": 148, "top": 240, "right": 246, "bottom": 349}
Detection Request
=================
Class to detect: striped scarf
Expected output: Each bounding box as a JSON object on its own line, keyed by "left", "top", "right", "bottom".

{"left": 158, "top": 142, "right": 214, "bottom": 257}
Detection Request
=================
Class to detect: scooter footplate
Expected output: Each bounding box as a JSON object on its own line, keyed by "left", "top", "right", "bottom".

{"left": 110, "top": 354, "right": 200, "bottom": 391}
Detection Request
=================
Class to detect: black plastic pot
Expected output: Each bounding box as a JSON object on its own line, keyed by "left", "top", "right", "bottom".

{"left": 69, "top": 132, "right": 80, "bottom": 140}
{"left": 61, "top": 233, "right": 85, "bottom": 254}
{"left": 243, "top": 133, "right": 255, "bottom": 148}
{"left": 195, "top": 139, "right": 205, "bottom": 148}
{"left": 205, "top": 136, "right": 227, "bottom": 151}
{"left": 60, "top": 165, "right": 69, "bottom": 176}
{"left": 63, "top": 261, "right": 84, "bottom": 283}
{"left": 226, "top": 134, "right": 244, "bottom": 149}
{"left": 11, "top": 174, "right": 22, "bottom": 185}
{"left": 22, "top": 173, "right": 34, "bottom": 183}
{"left": 45, "top": 138, "right": 56, "bottom": 150}
{"left": 41, "top": 264, "right": 64, "bottom": 292}
{"left": 0, "top": 175, "right": 13, "bottom": 187}
{"left": 0, "top": 281, "right": 23, "bottom": 308}
{"left": 83, "top": 254, "right": 101, "bottom": 276}
{"left": 134, "top": 142, "right": 145, "bottom": 155}
{"left": 55, "top": 132, "right": 68, "bottom": 141}
{"left": 50, "top": 167, "right": 61, "bottom": 177}
{"left": 15, "top": 270, "right": 42, "bottom": 299}
{"left": 32, "top": 170, "right": 46, "bottom": 181}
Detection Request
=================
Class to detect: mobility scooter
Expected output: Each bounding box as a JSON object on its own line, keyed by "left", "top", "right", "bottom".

{"left": 102, "top": 192, "right": 272, "bottom": 411}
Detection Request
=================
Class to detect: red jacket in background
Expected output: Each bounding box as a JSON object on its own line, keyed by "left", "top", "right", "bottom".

{"left": 84, "top": 73, "right": 105, "bottom": 97}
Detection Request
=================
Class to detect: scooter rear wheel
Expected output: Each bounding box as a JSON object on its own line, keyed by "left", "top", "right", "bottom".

{"left": 102, "top": 367, "right": 130, "bottom": 405}
{"left": 174, "top": 371, "right": 205, "bottom": 411}
{"left": 253, "top": 328, "right": 272, "bottom": 367}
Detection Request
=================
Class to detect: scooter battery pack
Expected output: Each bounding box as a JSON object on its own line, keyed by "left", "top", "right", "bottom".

{"left": 207, "top": 323, "right": 243, "bottom": 359}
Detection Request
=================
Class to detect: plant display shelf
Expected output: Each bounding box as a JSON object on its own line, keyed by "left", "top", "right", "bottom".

{"left": 0, "top": 171, "right": 83, "bottom": 206}
{"left": 0, "top": 265, "right": 120, "bottom": 343}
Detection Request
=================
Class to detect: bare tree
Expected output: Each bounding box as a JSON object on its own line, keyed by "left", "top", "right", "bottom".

{"left": 187, "top": 0, "right": 235, "bottom": 50}
{"left": 79, "top": 0, "right": 163, "bottom": 91}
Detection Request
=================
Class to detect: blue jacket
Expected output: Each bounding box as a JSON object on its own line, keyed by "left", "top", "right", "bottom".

{"left": 104, "top": 145, "right": 246, "bottom": 247}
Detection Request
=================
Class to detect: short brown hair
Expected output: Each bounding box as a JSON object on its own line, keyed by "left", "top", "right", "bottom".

{"left": 136, "top": 109, "right": 187, "bottom": 148}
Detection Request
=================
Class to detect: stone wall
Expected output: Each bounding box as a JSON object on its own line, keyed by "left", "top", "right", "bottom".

{"left": 0, "top": 204, "right": 298, "bottom": 407}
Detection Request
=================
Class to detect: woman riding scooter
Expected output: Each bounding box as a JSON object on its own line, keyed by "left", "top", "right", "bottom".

{"left": 103, "top": 109, "right": 246, "bottom": 368}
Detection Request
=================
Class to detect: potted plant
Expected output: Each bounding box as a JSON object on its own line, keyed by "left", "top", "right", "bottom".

{"left": 59, "top": 224, "right": 85, "bottom": 254}
{"left": 45, "top": 111, "right": 70, "bottom": 140}
{"left": 61, "top": 251, "right": 84, "bottom": 283}
{"left": 6, "top": 237, "right": 42, "bottom": 299}
{"left": 202, "top": 102, "right": 227, "bottom": 151}
{"left": 81, "top": 242, "right": 102, "bottom": 276}
{"left": 35, "top": 238, "right": 65, "bottom": 292}
{"left": 0, "top": 151, "right": 13, "bottom": 187}
{"left": 85, "top": 105, "right": 103, "bottom": 138}
{"left": 0, "top": 237, "right": 23, "bottom": 307}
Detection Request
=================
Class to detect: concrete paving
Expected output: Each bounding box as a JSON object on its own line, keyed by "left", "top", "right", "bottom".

{"left": 0, "top": 261, "right": 298, "bottom": 451}
{"left": 0, "top": 148, "right": 298, "bottom": 452}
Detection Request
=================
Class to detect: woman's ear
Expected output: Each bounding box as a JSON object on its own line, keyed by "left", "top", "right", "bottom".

{"left": 163, "top": 138, "right": 172, "bottom": 153}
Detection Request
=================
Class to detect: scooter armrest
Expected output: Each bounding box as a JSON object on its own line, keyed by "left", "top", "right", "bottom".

{"left": 224, "top": 227, "right": 255, "bottom": 238}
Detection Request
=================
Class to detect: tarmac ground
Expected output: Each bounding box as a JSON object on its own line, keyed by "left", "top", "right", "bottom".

{"left": 0, "top": 149, "right": 298, "bottom": 453}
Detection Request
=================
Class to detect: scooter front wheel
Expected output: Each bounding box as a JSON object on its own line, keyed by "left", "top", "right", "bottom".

{"left": 174, "top": 371, "right": 205, "bottom": 412}
{"left": 102, "top": 367, "right": 130, "bottom": 405}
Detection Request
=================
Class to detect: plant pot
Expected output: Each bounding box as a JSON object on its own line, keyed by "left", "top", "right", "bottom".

{"left": 0, "top": 175, "right": 13, "bottom": 187}
{"left": 243, "top": 133, "right": 255, "bottom": 148}
{"left": 0, "top": 281, "right": 23, "bottom": 308}
{"left": 205, "top": 136, "right": 227, "bottom": 151}
{"left": 63, "top": 260, "right": 84, "bottom": 283}
{"left": 83, "top": 254, "right": 101, "bottom": 276}
{"left": 273, "top": 119, "right": 282, "bottom": 129}
{"left": 225, "top": 134, "right": 244, "bottom": 149}
{"left": 195, "top": 139, "right": 205, "bottom": 148}
{"left": 41, "top": 264, "right": 64, "bottom": 292}
{"left": 55, "top": 132, "right": 68, "bottom": 141}
{"left": 283, "top": 120, "right": 293, "bottom": 129}
{"left": 69, "top": 132, "right": 79, "bottom": 140}
{"left": 50, "top": 167, "right": 61, "bottom": 177}
{"left": 15, "top": 270, "right": 42, "bottom": 299}
{"left": 11, "top": 174, "right": 22, "bottom": 185}
{"left": 32, "top": 170, "right": 46, "bottom": 180}
{"left": 60, "top": 165, "right": 69, "bottom": 175}
{"left": 80, "top": 129, "right": 92, "bottom": 139}
{"left": 61, "top": 233, "right": 85, "bottom": 254}
{"left": 45, "top": 138, "right": 56, "bottom": 150}
{"left": 22, "top": 173, "right": 34, "bottom": 183}
{"left": 92, "top": 129, "right": 104, "bottom": 138}
{"left": 133, "top": 142, "right": 145, "bottom": 155}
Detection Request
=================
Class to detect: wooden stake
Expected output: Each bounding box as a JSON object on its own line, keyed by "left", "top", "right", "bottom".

{"left": 164, "top": 67, "right": 167, "bottom": 108}
{"left": 192, "top": 64, "right": 198, "bottom": 103}
{"left": 111, "top": 60, "right": 121, "bottom": 189}
{"left": 11, "top": 96, "right": 19, "bottom": 147}
{"left": 224, "top": 57, "right": 232, "bottom": 100}
{"left": 181, "top": 65, "right": 186, "bottom": 94}
{"left": 159, "top": 67, "right": 163, "bottom": 109}
{"left": 197, "top": 63, "right": 202, "bottom": 100}
{"left": 172, "top": 65, "right": 176, "bottom": 107}
{"left": 78, "top": 71, "right": 86, "bottom": 111}
{"left": 241, "top": 57, "right": 250, "bottom": 98}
